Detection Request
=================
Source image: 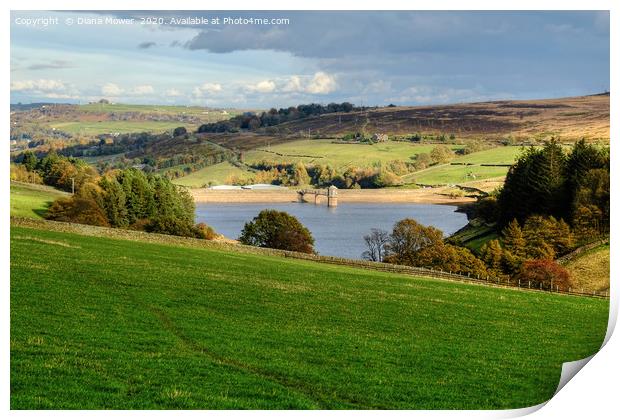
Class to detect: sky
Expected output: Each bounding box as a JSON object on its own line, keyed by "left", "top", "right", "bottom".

{"left": 10, "top": 10, "right": 610, "bottom": 108}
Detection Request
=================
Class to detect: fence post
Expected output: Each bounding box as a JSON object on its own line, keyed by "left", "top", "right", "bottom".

{"left": 518, "top": 279, "right": 521, "bottom": 288}
{"left": 528, "top": 281, "right": 531, "bottom": 289}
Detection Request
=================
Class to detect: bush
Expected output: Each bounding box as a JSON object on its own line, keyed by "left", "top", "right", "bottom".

{"left": 46, "top": 197, "right": 110, "bottom": 227}
{"left": 513, "top": 259, "right": 573, "bottom": 291}
{"left": 239, "top": 209, "right": 315, "bottom": 253}
{"left": 173, "top": 127, "right": 188, "bottom": 137}
{"left": 10, "top": 165, "right": 42, "bottom": 184}
{"left": 145, "top": 216, "right": 204, "bottom": 239}
{"left": 430, "top": 145, "right": 455, "bottom": 164}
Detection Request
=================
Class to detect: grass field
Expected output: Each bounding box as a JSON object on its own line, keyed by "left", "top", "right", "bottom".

{"left": 10, "top": 224, "right": 608, "bottom": 409}
{"left": 565, "top": 244, "right": 610, "bottom": 293}
{"left": 49, "top": 121, "right": 192, "bottom": 135}
{"left": 10, "top": 182, "right": 68, "bottom": 219}
{"left": 243, "top": 139, "right": 463, "bottom": 170}
{"left": 405, "top": 146, "right": 523, "bottom": 185}
{"left": 78, "top": 103, "right": 235, "bottom": 117}
{"left": 171, "top": 161, "right": 251, "bottom": 187}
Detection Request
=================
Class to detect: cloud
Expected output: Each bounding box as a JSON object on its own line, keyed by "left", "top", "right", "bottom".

{"left": 27, "top": 60, "right": 74, "bottom": 71}
{"left": 138, "top": 41, "right": 156, "bottom": 49}
{"left": 101, "top": 83, "right": 155, "bottom": 97}
{"left": 165, "top": 88, "right": 182, "bottom": 97}
{"left": 101, "top": 83, "right": 123, "bottom": 96}
{"left": 130, "top": 85, "right": 155, "bottom": 95}
{"left": 306, "top": 72, "right": 337, "bottom": 94}
{"left": 282, "top": 76, "right": 303, "bottom": 93}
{"left": 10, "top": 79, "right": 80, "bottom": 99}
{"left": 249, "top": 80, "right": 276, "bottom": 93}
{"left": 250, "top": 72, "right": 337, "bottom": 95}
{"left": 11, "top": 79, "right": 66, "bottom": 92}
{"left": 192, "top": 82, "right": 223, "bottom": 98}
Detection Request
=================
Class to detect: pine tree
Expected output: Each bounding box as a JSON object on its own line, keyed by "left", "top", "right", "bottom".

{"left": 480, "top": 239, "right": 503, "bottom": 272}
{"left": 501, "top": 219, "right": 526, "bottom": 259}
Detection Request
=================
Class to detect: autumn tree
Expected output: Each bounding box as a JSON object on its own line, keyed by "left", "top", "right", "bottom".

{"left": 239, "top": 209, "right": 315, "bottom": 254}
{"left": 384, "top": 218, "right": 443, "bottom": 265}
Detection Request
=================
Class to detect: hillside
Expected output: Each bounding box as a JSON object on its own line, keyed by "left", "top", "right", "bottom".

{"left": 10, "top": 221, "right": 608, "bottom": 409}
{"left": 9, "top": 182, "right": 69, "bottom": 219}
{"left": 255, "top": 93, "right": 609, "bottom": 144}
{"left": 564, "top": 243, "right": 610, "bottom": 294}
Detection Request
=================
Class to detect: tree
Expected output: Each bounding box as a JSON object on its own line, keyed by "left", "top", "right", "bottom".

{"left": 501, "top": 219, "right": 526, "bottom": 259}
{"left": 239, "top": 210, "right": 315, "bottom": 254}
{"left": 522, "top": 215, "right": 574, "bottom": 259}
{"left": 292, "top": 162, "right": 310, "bottom": 186}
{"left": 99, "top": 175, "right": 128, "bottom": 227}
{"left": 173, "top": 127, "right": 187, "bottom": 137}
{"left": 572, "top": 168, "right": 609, "bottom": 235}
{"left": 498, "top": 140, "right": 567, "bottom": 226}
{"left": 564, "top": 139, "right": 607, "bottom": 220}
{"left": 430, "top": 145, "right": 455, "bottom": 164}
{"left": 415, "top": 153, "right": 432, "bottom": 170}
{"left": 479, "top": 239, "right": 503, "bottom": 272}
{"left": 513, "top": 259, "right": 573, "bottom": 291}
{"left": 362, "top": 228, "right": 390, "bottom": 261}
{"left": 21, "top": 150, "right": 38, "bottom": 171}
{"left": 384, "top": 219, "right": 443, "bottom": 265}
{"left": 413, "top": 242, "right": 489, "bottom": 278}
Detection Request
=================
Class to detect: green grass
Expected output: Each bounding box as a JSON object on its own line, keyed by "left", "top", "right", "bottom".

{"left": 11, "top": 225, "right": 608, "bottom": 409}
{"left": 49, "top": 121, "right": 192, "bottom": 135}
{"left": 452, "top": 146, "right": 524, "bottom": 164}
{"left": 78, "top": 103, "right": 241, "bottom": 120}
{"left": 243, "top": 139, "right": 463, "bottom": 170}
{"left": 171, "top": 161, "right": 253, "bottom": 187}
{"left": 407, "top": 147, "right": 524, "bottom": 185}
{"left": 10, "top": 182, "right": 68, "bottom": 219}
{"left": 449, "top": 223, "right": 499, "bottom": 253}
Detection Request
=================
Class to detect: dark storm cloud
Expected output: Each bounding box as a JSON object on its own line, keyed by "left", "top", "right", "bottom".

{"left": 138, "top": 41, "right": 156, "bottom": 49}
{"left": 179, "top": 11, "right": 609, "bottom": 59}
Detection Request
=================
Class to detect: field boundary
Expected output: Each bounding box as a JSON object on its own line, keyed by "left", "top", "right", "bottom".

{"left": 557, "top": 237, "right": 610, "bottom": 264}
{"left": 10, "top": 217, "right": 607, "bottom": 299}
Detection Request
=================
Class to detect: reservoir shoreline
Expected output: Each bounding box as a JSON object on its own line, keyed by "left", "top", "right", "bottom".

{"left": 189, "top": 187, "right": 476, "bottom": 205}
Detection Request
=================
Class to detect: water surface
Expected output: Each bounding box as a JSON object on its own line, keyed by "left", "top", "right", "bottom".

{"left": 196, "top": 202, "right": 468, "bottom": 260}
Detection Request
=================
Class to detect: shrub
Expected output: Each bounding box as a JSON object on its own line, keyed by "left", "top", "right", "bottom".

{"left": 46, "top": 197, "right": 110, "bottom": 227}
{"left": 430, "top": 145, "right": 455, "bottom": 164}
{"left": 173, "top": 127, "right": 188, "bottom": 137}
{"left": 145, "top": 216, "right": 200, "bottom": 238}
{"left": 195, "top": 222, "right": 217, "bottom": 240}
{"left": 513, "top": 259, "right": 573, "bottom": 291}
{"left": 10, "top": 165, "right": 42, "bottom": 184}
{"left": 239, "top": 210, "right": 315, "bottom": 253}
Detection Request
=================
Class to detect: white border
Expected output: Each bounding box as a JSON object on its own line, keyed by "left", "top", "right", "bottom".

{"left": 2, "top": 1, "right": 617, "bottom": 418}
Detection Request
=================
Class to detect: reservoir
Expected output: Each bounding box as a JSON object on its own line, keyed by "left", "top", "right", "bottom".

{"left": 195, "top": 202, "right": 468, "bottom": 260}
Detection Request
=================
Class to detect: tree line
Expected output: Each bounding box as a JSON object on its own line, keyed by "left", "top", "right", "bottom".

{"left": 16, "top": 151, "right": 216, "bottom": 239}
{"left": 197, "top": 102, "right": 355, "bottom": 133}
